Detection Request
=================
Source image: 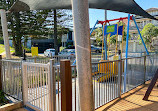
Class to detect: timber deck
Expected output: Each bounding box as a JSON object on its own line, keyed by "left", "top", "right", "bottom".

{"left": 96, "top": 80, "right": 158, "bottom": 111}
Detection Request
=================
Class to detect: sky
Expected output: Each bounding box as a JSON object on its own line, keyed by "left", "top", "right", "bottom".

{"left": 89, "top": 0, "right": 158, "bottom": 28}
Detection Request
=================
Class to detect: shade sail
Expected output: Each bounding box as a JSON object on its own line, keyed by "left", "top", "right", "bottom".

{"left": 10, "top": 0, "right": 157, "bottom": 20}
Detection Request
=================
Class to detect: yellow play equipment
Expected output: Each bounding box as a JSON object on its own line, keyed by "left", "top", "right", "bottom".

{"left": 92, "top": 22, "right": 125, "bottom": 82}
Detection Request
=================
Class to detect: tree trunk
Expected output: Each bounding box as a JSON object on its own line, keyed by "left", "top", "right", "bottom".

{"left": 54, "top": 9, "right": 58, "bottom": 55}
{"left": 13, "top": 12, "right": 23, "bottom": 56}
{"left": 13, "top": 37, "right": 23, "bottom": 56}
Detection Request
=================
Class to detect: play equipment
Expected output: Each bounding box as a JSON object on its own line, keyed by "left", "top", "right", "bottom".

{"left": 91, "top": 15, "right": 149, "bottom": 83}
{"left": 92, "top": 19, "right": 125, "bottom": 82}
{"left": 72, "top": 15, "right": 149, "bottom": 84}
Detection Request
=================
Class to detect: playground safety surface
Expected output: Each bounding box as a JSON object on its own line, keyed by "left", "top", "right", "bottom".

{"left": 96, "top": 80, "right": 158, "bottom": 111}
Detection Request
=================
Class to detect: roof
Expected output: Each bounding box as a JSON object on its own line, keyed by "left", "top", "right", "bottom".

{"left": 9, "top": 0, "right": 157, "bottom": 20}
{"left": 146, "top": 8, "right": 158, "bottom": 12}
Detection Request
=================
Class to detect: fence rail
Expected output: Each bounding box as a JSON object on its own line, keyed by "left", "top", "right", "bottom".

{"left": 26, "top": 55, "right": 76, "bottom": 64}
{"left": 54, "top": 54, "right": 158, "bottom": 110}
{"left": 22, "top": 62, "right": 51, "bottom": 111}
{"left": 1, "top": 59, "right": 22, "bottom": 101}
{"left": 1, "top": 54, "right": 158, "bottom": 111}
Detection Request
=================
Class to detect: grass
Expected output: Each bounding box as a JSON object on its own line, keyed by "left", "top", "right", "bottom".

{"left": 0, "top": 44, "right": 15, "bottom": 54}
{"left": 0, "top": 90, "right": 8, "bottom": 106}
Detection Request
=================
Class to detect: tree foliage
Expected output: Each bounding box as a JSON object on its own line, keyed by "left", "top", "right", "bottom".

{"left": 138, "top": 23, "right": 158, "bottom": 50}
{"left": 0, "top": 0, "right": 52, "bottom": 56}
{"left": 92, "top": 27, "right": 103, "bottom": 46}
{"left": 0, "top": 0, "right": 72, "bottom": 56}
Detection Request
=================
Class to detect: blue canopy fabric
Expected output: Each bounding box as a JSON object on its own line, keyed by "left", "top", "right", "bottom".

{"left": 10, "top": 0, "right": 157, "bottom": 20}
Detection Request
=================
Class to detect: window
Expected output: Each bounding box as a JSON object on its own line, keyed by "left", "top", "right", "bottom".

{"left": 50, "top": 50, "right": 55, "bottom": 52}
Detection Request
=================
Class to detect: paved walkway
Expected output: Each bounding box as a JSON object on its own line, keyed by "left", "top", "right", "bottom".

{"left": 96, "top": 80, "right": 158, "bottom": 111}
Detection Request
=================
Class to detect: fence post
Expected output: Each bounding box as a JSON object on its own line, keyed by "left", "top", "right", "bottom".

{"left": 144, "top": 56, "right": 146, "bottom": 84}
{"left": 60, "top": 60, "right": 72, "bottom": 111}
{"left": 118, "top": 50, "right": 122, "bottom": 97}
{"left": 34, "top": 57, "right": 37, "bottom": 63}
{"left": 22, "top": 62, "right": 28, "bottom": 105}
{"left": 0, "top": 55, "right": 2, "bottom": 90}
{"left": 49, "top": 59, "right": 56, "bottom": 111}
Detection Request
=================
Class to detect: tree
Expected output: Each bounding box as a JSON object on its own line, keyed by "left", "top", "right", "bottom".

{"left": 0, "top": 0, "right": 52, "bottom": 56}
{"left": 0, "top": 1, "right": 72, "bottom": 56}
{"left": 47, "top": 9, "right": 72, "bottom": 55}
{"left": 109, "top": 31, "right": 130, "bottom": 45}
{"left": 93, "top": 27, "right": 103, "bottom": 46}
{"left": 138, "top": 23, "right": 158, "bottom": 50}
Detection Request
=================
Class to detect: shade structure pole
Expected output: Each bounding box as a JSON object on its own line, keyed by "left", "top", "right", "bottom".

{"left": 72, "top": 20, "right": 98, "bottom": 66}
{"left": 71, "top": 0, "right": 94, "bottom": 110}
{"left": 104, "top": 10, "right": 108, "bottom": 60}
{"left": 103, "top": 25, "right": 107, "bottom": 60}
{"left": 0, "top": 9, "right": 11, "bottom": 59}
{"left": 132, "top": 16, "right": 149, "bottom": 55}
{"left": 124, "top": 14, "right": 130, "bottom": 92}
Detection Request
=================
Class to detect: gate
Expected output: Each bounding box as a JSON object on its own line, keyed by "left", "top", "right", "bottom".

{"left": 22, "top": 61, "right": 56, "bottom": 111}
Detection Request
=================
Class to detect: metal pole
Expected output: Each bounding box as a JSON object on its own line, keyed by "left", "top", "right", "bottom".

{"left": 71, "top": 0, "right": 94, "bottom": 110}
{"left": 104, "top": 10, "right": 108, "bottom": 60}
{"left": 90, "top": 20, "right": 98, "bottom": 35}
{"left": 23, "top": 49, "right": 26, "bottom": 61}
{"left": 132, "top": 16, "right": 149, "bottom": 55}
{"left": 124, "top": 14, "right": 130, "bottom": 92}
{"left": 144, "top": 56, "right": 146, "bottom": 84}
{"left": 0, "top": 9, "right": 11, "bottom": 59}
{"left": 118, "top": 50, "right": 122, "bottom": 97}
{"left": 0, "top": 55, "right": 2, "bottom": 90}
{"left": 103, "top": 25, "right": 107, "bottom": 60}
{"left": 105, "top": 10, "right": 107, "bottom": 21}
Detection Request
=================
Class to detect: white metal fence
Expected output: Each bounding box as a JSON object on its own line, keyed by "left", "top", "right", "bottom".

{"left": 1, "top": 59, "right": 22, "bottom": 101}
{"left": 1, "top": 54, "right": 158, "bottom": 111}
{"left": 26, "top": 55, "right": 76, "bottom": 64}
{"left": 22, "top": 61, "right": 55, "bottom": 111}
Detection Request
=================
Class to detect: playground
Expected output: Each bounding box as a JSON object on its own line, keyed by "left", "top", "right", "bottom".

{"left": 0, "top": 0, "right": 158, "bottom": 111}
{"left": 89, "top": 15, "right": 151, "bottom": 87}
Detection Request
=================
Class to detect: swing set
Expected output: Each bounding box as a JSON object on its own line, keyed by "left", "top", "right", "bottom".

{"left": 90, "top": 14, "right": 150, "bottom": 83}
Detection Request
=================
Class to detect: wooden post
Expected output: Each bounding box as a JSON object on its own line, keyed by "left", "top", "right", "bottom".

{"left": 143, "top": 69, "right": 158, "bottom": 100}
{"left": 60, "top": 60, "right": 72, "bottom": 111}
{"left": 49, "top": 59, "right": 56, "bottom": 111}
{"left": 0, "top": 55, "right": 2, "bottom": 90}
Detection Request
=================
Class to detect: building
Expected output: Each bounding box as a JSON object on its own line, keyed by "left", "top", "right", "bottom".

{"left": 130, "top": 8, "right": 158, "bottom": 39}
